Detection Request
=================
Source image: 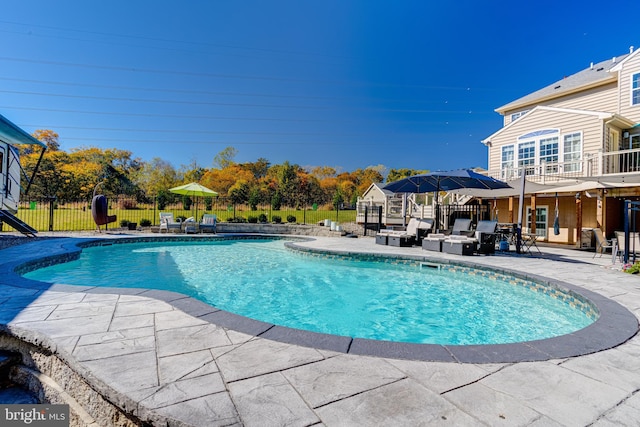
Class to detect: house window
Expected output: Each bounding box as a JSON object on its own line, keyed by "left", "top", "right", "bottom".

{"left": 563, "top": 133, "right": 582, "bottom": 173}
{"left": 510, "top": 110, "right": 530, "bottom": 122}
{"left": 518, "top": 140, "right": 536, "bottom": 174}
{"left": 539, "top": 136, "right": 559, "bottom": 173}
{"left": 501, "top": 145, "right": 514, "bottom": 178}
{"left": 632, "top": 73, "right": 640, "bottom": 106}
{"left": 526, "top": 206, "right": 548, "bottom": 238}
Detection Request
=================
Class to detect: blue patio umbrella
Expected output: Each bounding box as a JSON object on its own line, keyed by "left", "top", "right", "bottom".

{"left": 383, "top": 169, "right": 511, "bottom": 230}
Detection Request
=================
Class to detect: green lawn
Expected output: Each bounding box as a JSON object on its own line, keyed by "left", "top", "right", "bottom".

{"left": 10, "top": 203, "right": 357, "bottom": 232}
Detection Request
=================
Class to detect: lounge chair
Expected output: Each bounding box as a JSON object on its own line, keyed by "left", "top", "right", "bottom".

{"left": 593, "top": 228, "right": 614, "bottom": 258}
{"left": 200, "top": 214, "right": 217, "bottom": 234}
{"left": 442, "top": 235, "right": 477, "bottom": 256}
{"left": 445, "top": 218, "right": 474, "bottom": 237}
{"left": 376, "top": 218, "right": 433, "bottom": 247}
{"left": 422, "top": 233, "right": 446, "bottom": 252}
{"left": 159, "top": 212, "right": 182, "bottom": 233}
{"left": 474, "top": 220, "right": 498, "bottom": 254}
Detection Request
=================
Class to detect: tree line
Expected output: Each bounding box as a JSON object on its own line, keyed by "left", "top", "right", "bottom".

{"left": 19, "top": 130, "right": 427, "bottom": 210}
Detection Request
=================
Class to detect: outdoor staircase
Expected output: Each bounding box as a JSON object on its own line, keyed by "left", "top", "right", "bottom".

{"left": 0, "top": 210, "right": 37, "bottom": 237}
{"left": 0, "top": 351, "right": 39, "bottom": 404}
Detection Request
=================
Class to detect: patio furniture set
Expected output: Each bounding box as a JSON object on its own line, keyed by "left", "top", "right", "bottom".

{"left": 594, "top": 229, "right": 640, "bottom": 263}
{"left": 159, "top": 212, "right": 217, "bottom": 234}
{"left": 376, "top": 218, "right": 499, "bottom": 256}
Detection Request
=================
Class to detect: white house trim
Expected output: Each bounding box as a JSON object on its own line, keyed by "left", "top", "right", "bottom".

{"left": 482, "top": 105, "right": 632, "bottom": 146}
{"left": 609, "top": 48, "right": 640, "bottom": 72}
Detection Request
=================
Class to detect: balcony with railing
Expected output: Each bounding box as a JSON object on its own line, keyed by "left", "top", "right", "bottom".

{"left": 486, "top": 149, "right": 640, "bottom": 183}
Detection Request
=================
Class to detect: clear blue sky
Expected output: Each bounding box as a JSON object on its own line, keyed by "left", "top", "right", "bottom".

{"left": 1, "top": 0, "right": 639, "bottom": 175}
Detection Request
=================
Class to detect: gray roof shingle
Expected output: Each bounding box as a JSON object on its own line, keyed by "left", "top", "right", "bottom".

{"left": 497, "top": 53, "right": 630, "bottom": 113}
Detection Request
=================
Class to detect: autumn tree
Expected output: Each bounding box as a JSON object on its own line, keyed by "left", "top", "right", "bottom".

{"left": 21, "top": 130, "right": 69, "bottom": 198}
{"left": 309, "top": 166, "right": 337, "bottom": 181}
{"left": 386, "top": 168, "right": 428, "bottom": 183}
{"left": 68, "top": 147, "right": 142, "bottom": 198}
{"left": 32, "top": 129, "right": 60, "bottom": 151}
{"left": 180, "top": 159, "right": 206, "bottom": 183}
{"left": 201, "top": 164, "right": 254, "bottom": 196}
{"left": 213, "top": 146, "right": 238, "bottom": 169}
{"left": 134, "top": 157, "right": 179, "bottom": 197}
{"left": 268, "top": 161, "right": 302, "bottom": 207}
{"left": 228, "top": 180, "right": 250, "bottom": 206}
{"left": 243, "top": 157, "right": 270, "bottom": 179}
{"left": 21, "top": 150, "right": 76, "bottom": 199}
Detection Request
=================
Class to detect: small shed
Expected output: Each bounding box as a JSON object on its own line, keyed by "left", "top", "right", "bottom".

{"left": 356, "top": 183, "right": 406, "bottom": 226}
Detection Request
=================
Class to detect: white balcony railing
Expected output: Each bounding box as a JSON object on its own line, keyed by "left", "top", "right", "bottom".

{"left": 486, "top": 149, "right": 640, "bottom": 183}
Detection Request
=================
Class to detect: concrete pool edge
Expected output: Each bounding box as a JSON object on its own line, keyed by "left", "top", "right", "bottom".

{"left": 6, "top": 234, "right": 640, "bottom": 364}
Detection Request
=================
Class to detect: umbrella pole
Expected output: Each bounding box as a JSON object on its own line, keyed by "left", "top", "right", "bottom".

{"left": 516, "top": 172, "right": 526, "bottom": 254}
{"left": 435, "top": 181, "right": 441, "bottom": 232}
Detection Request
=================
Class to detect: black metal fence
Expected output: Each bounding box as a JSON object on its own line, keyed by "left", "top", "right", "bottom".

{"left": 1, "top": 196, "right": 357, "bottom": 233}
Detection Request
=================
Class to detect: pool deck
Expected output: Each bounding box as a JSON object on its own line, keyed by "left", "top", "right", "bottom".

{"left": 1, "top": 233, "right": 640, "bottom": 426}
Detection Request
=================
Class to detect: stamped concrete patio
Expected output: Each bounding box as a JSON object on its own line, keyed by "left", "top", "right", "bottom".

{"left": 0, "top": 233, "right": 639, "bottom": 426}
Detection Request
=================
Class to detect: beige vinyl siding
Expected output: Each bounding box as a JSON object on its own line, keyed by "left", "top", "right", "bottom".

{"left": 618, "top": 53, "right": 640, "bottom": 121}
{"left": 501, "top": 83, "right": 618, "bottom": 122}
{"left": 488, "top": 109, "right": 603, "bottom": 172}
{"left": 550, "top": 83, "right": 617, "bottom": 111}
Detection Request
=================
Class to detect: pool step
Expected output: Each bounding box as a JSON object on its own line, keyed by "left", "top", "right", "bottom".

{"left": 0, "top": 350, "right": 40, "bottom": 404}
{"left": 0, "top": 386, "right": 39, "bottom": 403}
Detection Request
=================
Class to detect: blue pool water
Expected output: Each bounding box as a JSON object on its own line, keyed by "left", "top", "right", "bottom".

{"left": 23, "top": 239, "right": 595, "bottom": 345}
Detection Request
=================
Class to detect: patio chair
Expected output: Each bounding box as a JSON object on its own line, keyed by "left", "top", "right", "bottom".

{"left": 377, "top": 218, "right": 433, "bottom": 247}
{"left": 91, "top": 195, "right": 117, "bottom": 232}
{"left": 614, "top": 231, "right": 640, "bottom": 262}
{"left": 593, "top": 228, "right": 614, "bottom": 258}
{"left": 474, "top": 220, "right": 498, "bottom": 254}
{"left": 200, "top": 214, "right": 217, "bottom": 234}
{"left": 159, "top": 212, "right": 182, "bottom": 233}
{"left": 445, "top": 218, "right": 474, "bottom": 236}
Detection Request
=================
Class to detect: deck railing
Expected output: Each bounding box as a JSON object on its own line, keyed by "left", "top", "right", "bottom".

{"left": 486, "top": 148, "right": 640, "bottom": 183}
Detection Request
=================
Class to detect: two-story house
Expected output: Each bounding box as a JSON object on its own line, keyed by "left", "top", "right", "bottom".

{"left": 482, "top": 46, "right": 640, "bottom": 246}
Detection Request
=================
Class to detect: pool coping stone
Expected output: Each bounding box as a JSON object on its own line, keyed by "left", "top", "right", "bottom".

{"left": 4, "top": 234, "right": 637, "bottom": 364}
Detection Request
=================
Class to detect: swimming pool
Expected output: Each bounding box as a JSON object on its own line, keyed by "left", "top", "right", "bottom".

{"left": 22, "top": 237, "right": 596, "bottom": 346}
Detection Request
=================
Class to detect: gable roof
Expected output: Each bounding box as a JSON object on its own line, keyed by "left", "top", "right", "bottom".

{"left": 481, "top": 105, "right": 635, "bottom": 145}
{"left": 496, "top": 53, "right": 631, "bottom": 114}
{"left": 362, "top": 182, "right": 392, "bottom": 197}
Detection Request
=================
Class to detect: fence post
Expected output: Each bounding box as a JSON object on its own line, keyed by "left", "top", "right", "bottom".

{"left": 363, "top": 206, "right": 368, "bottom": 236}
{"left": 303, "top": 207, "right": 306, "bottom": 225}
{"left": 48, "top": 197, "right": 56, "bottom": 231}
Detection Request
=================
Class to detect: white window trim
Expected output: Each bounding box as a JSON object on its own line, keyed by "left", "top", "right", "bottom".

{"left": 510, "top": 110, "right": 530, "bottom": 122}
{"left": 511, "top": 129, "right": 583, "bottom": 176}
{"left": 563, "top": 131, "right": 583, "bottom": 173}
{"left": 631, "top": 72, "right": 640, "bottom": 106}
{"left": 501, "top": 144, "right": 515, "bottom": 167}
{"left": 526, "top": 205, "right": 549, "bottom": 239}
